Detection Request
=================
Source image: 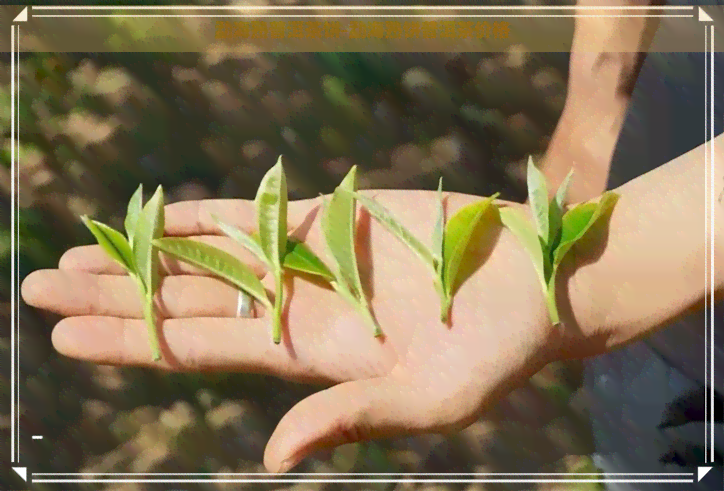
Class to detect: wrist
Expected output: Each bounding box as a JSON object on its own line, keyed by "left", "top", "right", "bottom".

{"left": 551, "top": 135, "right": 724, "bottom": 362}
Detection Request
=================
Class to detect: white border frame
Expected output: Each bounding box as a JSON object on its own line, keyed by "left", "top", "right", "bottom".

{"left": 7, "top": 3, "right": 716, "bottom": 486}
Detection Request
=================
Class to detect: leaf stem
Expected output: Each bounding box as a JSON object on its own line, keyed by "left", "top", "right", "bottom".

{"left": 143, "top": 291, "right": 162, "bottom": 361}
{"left": 440, "top": 302, "right": 450, "bottom": 324}
{"left": 434, "top": 280, "right": 449, "bottom": 323}
{"left": 545, "top": 283, "right": 560, "bottom": 327}
{"left": 359, "top": 300, "right": 382, "bottom": 337}
{"left": 273, "top": 272, "right": 283, "bottom": 344}
{"left": 133, "top": 275, "right": 161, "bottom": 361}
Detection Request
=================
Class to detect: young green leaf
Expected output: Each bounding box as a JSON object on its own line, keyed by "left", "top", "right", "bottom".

{"left": 354, "top": 186, "right": 501, "bottom": 324}
{"left": 323, "top": 166, "right": 364, "bottom": 298}
{"left": 498, "top": 206, "right": 547, "bottom": 291}
{"left": 553, "top": 191, "right": 620, "bottom": 267}
{"left": 255, "top": 156, "right": 288, "bottom": 270}
{"left": 212, "top": 216, "right": 268, "bottom": 267}
{"left": 283, "top": 239, "right": 336, "bottom": 282}
{"left": 431, "top": 177, "right": 444, "bottom": 271}
{"left": 527, "top": 156, "right": 549, "bottom": 241}
{"left": 254, "top": 156, "right": 288, "bottom": 344}
{"left": 132, "top": 185, "right": 165, "bottom": 361}
{"left": 353, "top": 193, "right": 436, "bottom": 276}
{"left": 555, "top": 169, "right": 574, "bottom": 211}
{"left": 153, "top": 238, "right": 272, "bottom": 311}
{"left": 81, "top": 216, "right": 135, "bottom": 273}
{"left": 133, "top": 185, "right": 165, "bottom": 295}
{"left": 322, "top": 167, "right": 381, "bottom": 336}
{"left": 501, "top": 161, "right": 619, "bottom": 327}
{"left": 442, "top": 194, "right": 498, "bottom": 305}
{"left": 547, "top": 168, "right": 573, "bottom": 251}
{"left": 125, "top": 184, "right": 143, "bottom": 248}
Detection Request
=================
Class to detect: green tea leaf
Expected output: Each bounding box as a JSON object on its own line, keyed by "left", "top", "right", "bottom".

{"left": 254, "top": 155, "right": 288, "bottom": 344}
{"left": 543, "top": 191, "right": 619, "bottom": 327}
{"left": 134, "top": 185, "right": 165, "bottom": 295}
{"left": 527, "top": 156, "right": 549, "bottom": 241}
{"left": 499, "top": 206, "right": 547, "bottom": 290}
{"left": 215, "top": 216, "right": 334, "bottom": 282}
{"left": 283, "top": 239, "right": 335, "bottom": 282}
{"left": 125, "top": 184, "right": 143, "bottom": 248}
{"left": 431, "top": 177, "right": 444, "bottom": 271}
{"left": 129, "top": 185, "right": 164, "bottom": 362}
{"left": 555, "top": 168, "right": 574, "bottom": 210}
{"left": 212, "top": 216, "right": 268, "bottom": 267}
{"left": 553, "top": 191, "right": 619, "bottom": 267}
{"left": 443, "top": 194, "right": 498, "bottom": 300}
{"left": 323, "top": 166, "right": 365, "bottom": 298}
{"left": 323, "top": 168, "right": 381, "bottom": 336}
{"left": 81, "top": 216, "right": 135, "bottom": 273}
{"left": 153, "top": 238, "right": 272, "bottom": 310}
{"left": 354, "top": 193, "right": 436, "bottom": 275}
{"left": 547, "top": 168, "right": 574, "bottom": 251}
{"left": 255, "top": 155, "right": 287, "bottom": 270}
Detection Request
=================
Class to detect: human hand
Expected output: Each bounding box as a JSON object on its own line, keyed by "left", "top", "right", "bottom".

{"left": 22, "top": 190, "right": 593, "bottom": 473}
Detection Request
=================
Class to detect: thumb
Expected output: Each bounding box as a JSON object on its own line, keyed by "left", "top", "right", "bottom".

{"left": 264, "top": 374, "right": 431, "bottom": 473}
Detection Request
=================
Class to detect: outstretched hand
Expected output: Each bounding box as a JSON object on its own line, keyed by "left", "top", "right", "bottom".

{"left": 22, "top": 190, "right": 593, "bottom": 473}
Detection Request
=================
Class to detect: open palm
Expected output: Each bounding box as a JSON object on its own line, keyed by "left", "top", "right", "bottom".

{"left": 22, "top": 190, "right": 583, "bottom": 473}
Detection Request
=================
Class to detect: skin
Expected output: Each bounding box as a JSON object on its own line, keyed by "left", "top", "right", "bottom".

{"left": 22, "top": 193, "right": 569, "bottom": 473}
{"left": 539, "top": 0, "right": 662, "bottom": 202}
{"left": 21, "top": 131, "right": 724, "bottom": 472}
{"left": 20, "top": 1, "right": 724, "bottom": 474}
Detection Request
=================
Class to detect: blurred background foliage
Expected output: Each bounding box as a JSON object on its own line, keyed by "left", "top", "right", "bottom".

{"left": 1, "top": 1, "right": 606, "bottom": 489}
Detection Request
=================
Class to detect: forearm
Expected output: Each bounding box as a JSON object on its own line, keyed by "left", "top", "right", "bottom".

{"left": 561, "top": 132, "right": 724, "bottom": 358}
{"left": 541, "top": 0, "right": 662, "bottom": 203}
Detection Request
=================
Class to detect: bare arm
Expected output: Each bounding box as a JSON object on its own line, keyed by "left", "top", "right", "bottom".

{"left": 539, "top": 0, "right": 663, "bottom": 203}
{"left": 561, "top": 132, "right": 724, "bottom": 359}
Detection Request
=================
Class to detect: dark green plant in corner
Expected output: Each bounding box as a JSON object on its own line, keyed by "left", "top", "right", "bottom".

{"left": 81, "top": 184, "right": 165, "bottom": 361}
{"left": 352, "top": 179, "right": 499, "bottom": 322}
{"left": 499, "top": 156, "right": 619, "bottom": 326}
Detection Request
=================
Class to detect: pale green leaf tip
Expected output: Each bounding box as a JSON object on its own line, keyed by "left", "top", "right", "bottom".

{"left": 342, "top": 165, "right": 358, "bottom": 186}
